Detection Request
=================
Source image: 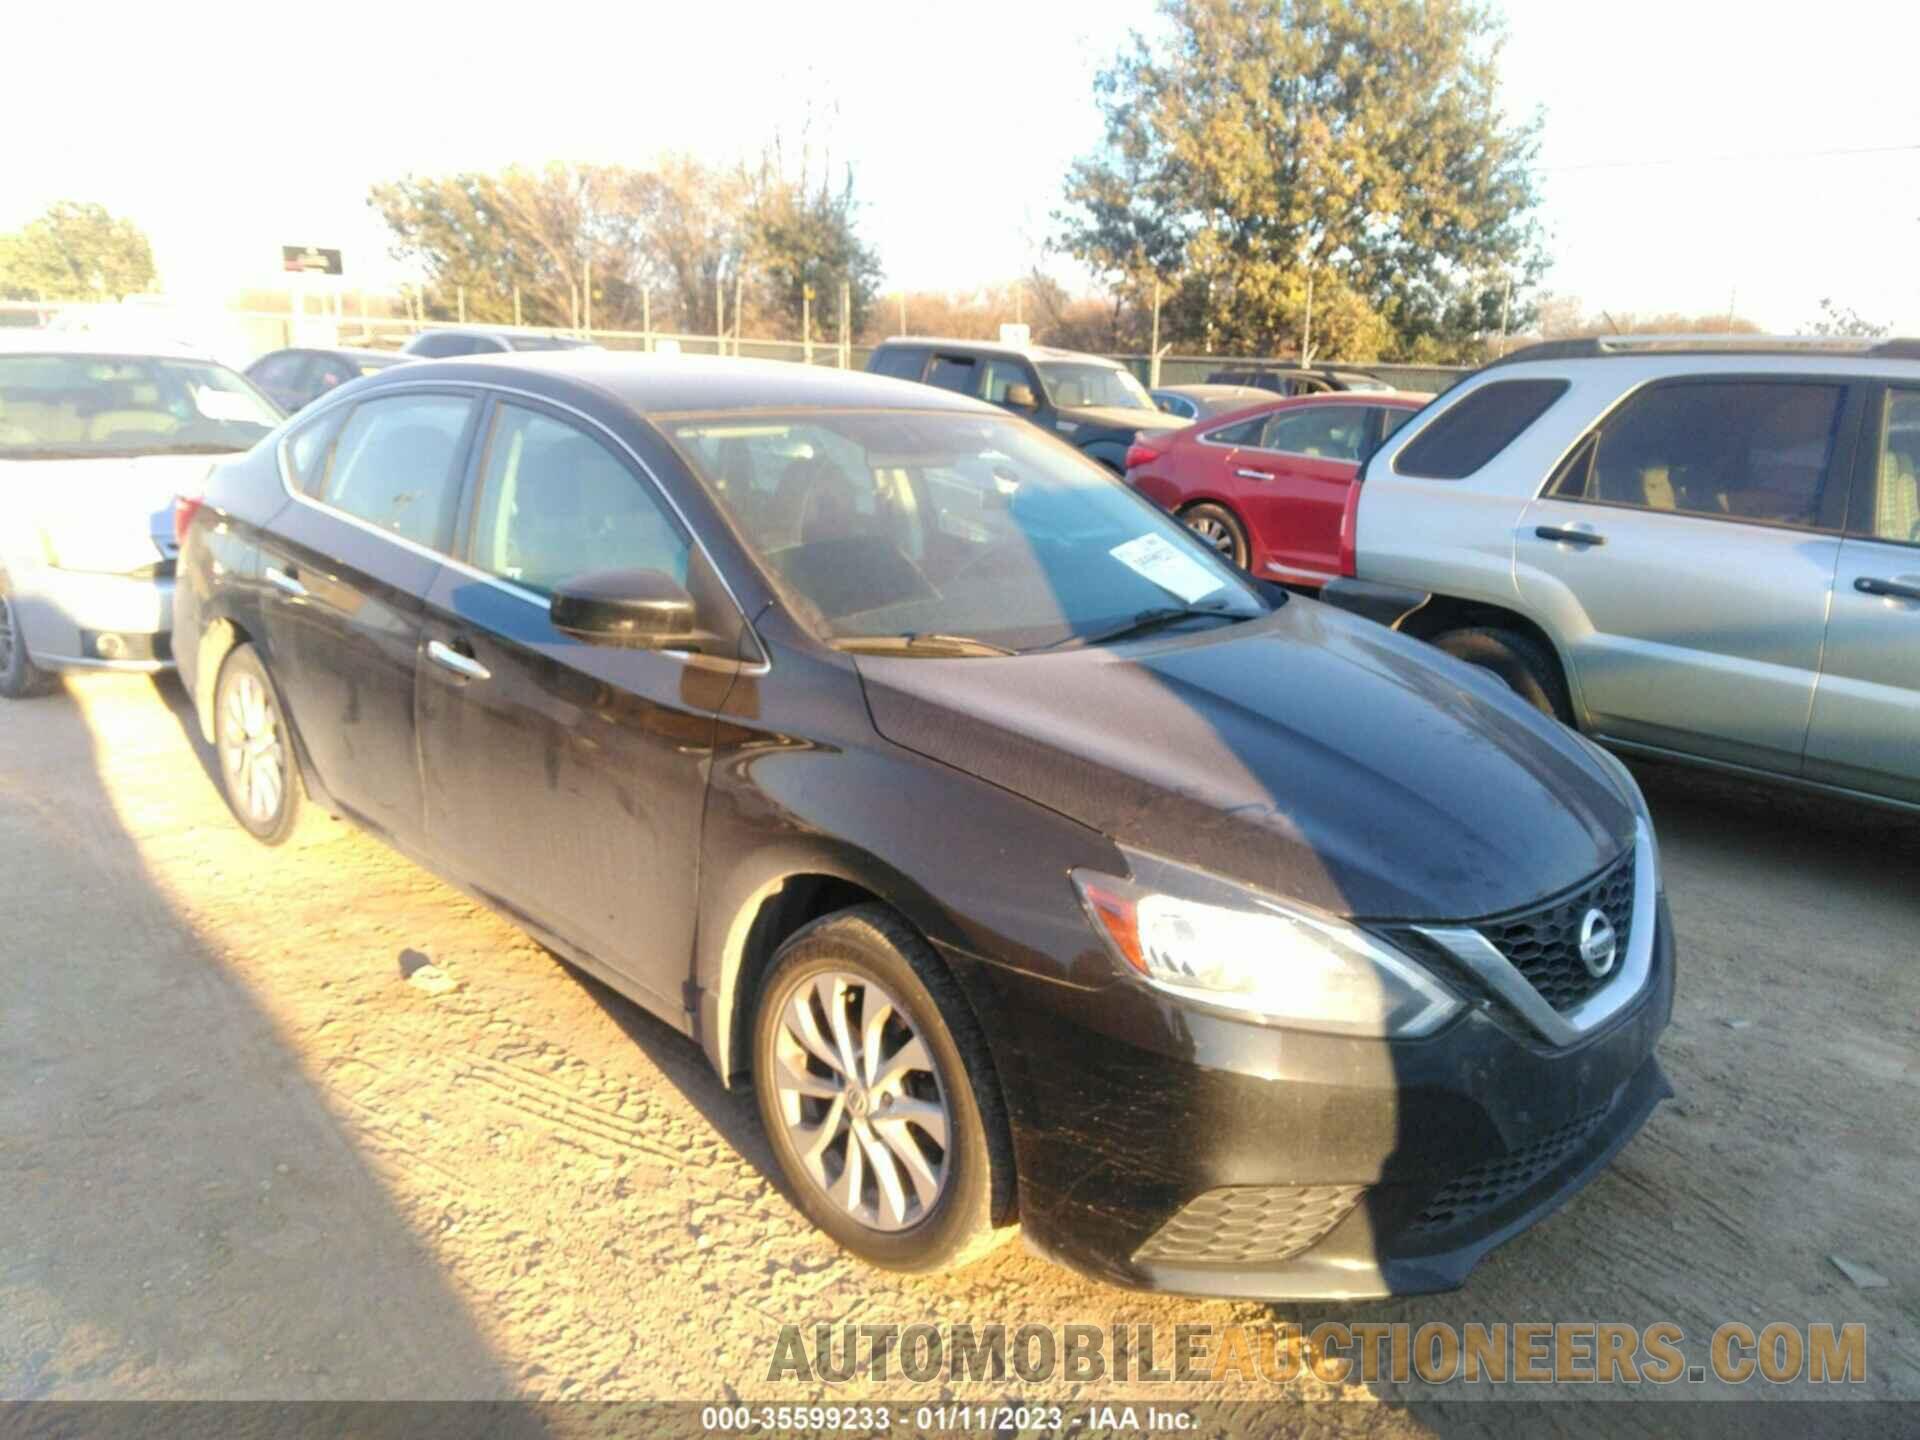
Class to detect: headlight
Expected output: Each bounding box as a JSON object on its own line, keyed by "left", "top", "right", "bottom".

{"left": 1073, "top": 852, "right": 1463, "bottom": 1038}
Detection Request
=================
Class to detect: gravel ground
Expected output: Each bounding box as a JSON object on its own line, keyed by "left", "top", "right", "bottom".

{"left": 1, "top": 672, "right": 1915, "bottom": 1433}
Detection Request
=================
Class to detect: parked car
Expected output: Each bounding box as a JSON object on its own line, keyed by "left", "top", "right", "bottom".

{"left": 1324, "top": 334, "right": 1920, "bottom": 811}
{"left": 400, "top": 328, "right": 600, "bottom": 359}
{"left": 866, "top": 337, "right": 1184, "bottom": 472}
{"left": 1125, "top": 392, "right": 1428, "bottom": 585}
{"left": 0, "top": 336, "right": 282, "bottom": 697}
{"left": 1206, "top": 365, "right": 1393, "bottom": 396}
{"left": 246, "top": 346, "right": 408, "bottom": 413}
{"left": 175, "top": 352, "right": 1671, "bottom": 1298}
{"left": 1148, "top": 383, "right": 1272, "bottom": 420}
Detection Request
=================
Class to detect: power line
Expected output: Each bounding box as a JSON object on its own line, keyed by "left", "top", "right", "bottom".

{"left": 1538, "top": 141, "right": 1920, "bottom": 175}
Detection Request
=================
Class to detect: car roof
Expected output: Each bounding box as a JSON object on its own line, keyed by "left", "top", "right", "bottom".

{"left": 0, "top": 331, "right": 222, "bottom": 362}
{"left": 374, "top": 350, "right": 1004, "bottom": 417}
{"left": 875, "top": 336, "right": 1126, "bottom": 368}
{"left": 1153, "top": 383, "right": 1268, "bottom": 398}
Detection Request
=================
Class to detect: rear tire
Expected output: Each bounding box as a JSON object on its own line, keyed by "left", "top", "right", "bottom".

{"left": 1180, "top": 502, "right": 1250, "bottom": 570}
{"left": 0, "top": 589, "right": 56, "bottom": 699}
{"left": 1432, "top": 625, "right": 1574, "bottom": 725}
{"left": 751, "top": 904, "right": 1014, "bottom": 1274}
{"left": 213, "top": 644, "right": 306, "bottom": 844}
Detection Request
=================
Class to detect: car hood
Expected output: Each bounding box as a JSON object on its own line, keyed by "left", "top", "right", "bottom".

{"left": 1056, "top": 405, "right": 1186, "bottom": 433}
{"left": 855, "top": 600, "right": 1635, "bottom": 922}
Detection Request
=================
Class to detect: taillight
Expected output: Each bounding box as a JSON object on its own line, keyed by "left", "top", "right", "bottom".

{"left": 173, "top": 494, "right": 207, "bottom": 548}
{"left": 1123, "top": 441, "right": 1162, "bottom": 472}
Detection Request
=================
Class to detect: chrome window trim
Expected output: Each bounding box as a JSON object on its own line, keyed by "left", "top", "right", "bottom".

{"left": 274, "top": 378, "right": 771, "bottom": 675}
{"left": 1413, "top": 819, "right": 1656, "bottom": 1048}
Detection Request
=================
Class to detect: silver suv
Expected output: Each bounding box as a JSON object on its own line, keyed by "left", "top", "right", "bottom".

{"left": 1326, "top": 335, "right": 1920, "bottom": 811}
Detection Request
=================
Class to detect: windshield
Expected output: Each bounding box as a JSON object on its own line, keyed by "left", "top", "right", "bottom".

{"left": 1034, "top": 362, "right": 1155, "bottom": 412}
{"left": 0, "top": 353, "right": 281, "bottom": 458}
{"left": 670, "top": 410, "right": 1267, "bottom": 653}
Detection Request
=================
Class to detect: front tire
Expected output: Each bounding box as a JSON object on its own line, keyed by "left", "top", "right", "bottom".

{"left": 752, "top": 904, "right": 1013, "bottom": 1273}
{"left": 214, "top": 644, "right": 305, "bottom": 844}
{"left": 0, "top": 589, "right": 56, "bottom": 699}
{"left": 1432, "top": 625, "right": 1574, "bottom": 725}
{"left": 1180, "top": 501, "right": 1250, "bottom": 570}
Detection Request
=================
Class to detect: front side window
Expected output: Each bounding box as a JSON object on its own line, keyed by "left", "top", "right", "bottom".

{"left": 316, "top": 393, "right": 473, "bottom": 550}
{"left": 0, "top": 353, "right": 281, "bottom": 458}
{"left": 980, "top": 357, "right": 1035, "bottom": 404}
{"left": 1035, "top": 362, "right": 1154, "bottom": 412}
{"left": 1397, "top": 378, "right": 1569, "bottom": 480}
{"left": 248, "top": 351, "right": 307, "bottom": 390}
{"left": 1866, "top": 389, "right": 1920, "bottom": 545}
{"left": 1259, "top": 406, "right": 1368, "bottom": 462}
{"left": 1552, "top": 381, "right": 1844, "bottom": 530}
{"left": 669, "top": 410, "right": 1267, "bottom": 652}
{"left": 469, "top": 404, "right": 689, "bottom": 593}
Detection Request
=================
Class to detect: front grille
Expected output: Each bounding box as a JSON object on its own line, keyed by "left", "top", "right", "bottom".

{"left": 1409, "top": 1105, "right": 1608, "bottom": 1234}
{"left": 1134, "top": 1184, "right": 1364, "bottom": 1266}
{"left": 1479, "top": 848, "right": 1635, "bottom": 1012}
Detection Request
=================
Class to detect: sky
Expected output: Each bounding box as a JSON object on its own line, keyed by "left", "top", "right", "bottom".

{"left": 4, "top": 0, "right": 1917, "bottom": 334}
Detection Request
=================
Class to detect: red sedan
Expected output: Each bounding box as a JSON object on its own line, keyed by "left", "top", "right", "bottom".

{"left": 1124, "top": 391, "right": 1427, "bottom": 587}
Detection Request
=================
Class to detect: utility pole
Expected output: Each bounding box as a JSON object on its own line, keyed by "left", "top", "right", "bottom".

{"left": 733, "top": 266, "right": 744, "bottom": 357}
{"left": 803, "top": 285, "right": 813, "bottom": 365}
{"left": 715, "top": 273, "right": 725, "bottom": 354}
{"left": 1149, "top": 279, "right": 1162, "bottom": 388}
{"left": 1301, "top": 269, "right": 1314, "bottom": 367}
{"left": 457, "top": 285, "right": 466, "bottom": 324}
{"left": 839, "top": 280, "right": 850, "bottom": 369}
{"left": 583, "top": 256, "right": 592, "bottom": 337}
{"left": 897, "top": 291, "right": 906, "bottom": 337}
{"left": 1498, "top": 276, "right": 1513, "bottom": 357}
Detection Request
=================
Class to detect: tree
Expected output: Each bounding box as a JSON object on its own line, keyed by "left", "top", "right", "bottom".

{"left": 0, "top": 202, "right": 156, "bottom": 300}
{"left": 748, "top": 143, "right": 883, "bottom": 342}
{"left": 1807, "top": 298, "right": 1888, "bottom": 339}
{"left": 1056, "top": 0, "right": 1546, "bottom": 360}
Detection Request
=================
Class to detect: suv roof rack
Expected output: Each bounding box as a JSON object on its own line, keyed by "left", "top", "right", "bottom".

{"left": 1487, "top": 335, "right": 1920, "bottom": 366}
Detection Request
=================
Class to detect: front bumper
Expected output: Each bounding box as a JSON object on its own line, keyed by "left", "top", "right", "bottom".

{"left": 982, "top": 894, "right": 1675, "bottom": 1300}
{"left": 12, "top": 566, "right": 175, "bottom": 672}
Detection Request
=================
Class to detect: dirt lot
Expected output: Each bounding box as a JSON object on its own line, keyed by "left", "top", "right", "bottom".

{"left": 2, "top": 671, "right": 1916, "bottom": 1429}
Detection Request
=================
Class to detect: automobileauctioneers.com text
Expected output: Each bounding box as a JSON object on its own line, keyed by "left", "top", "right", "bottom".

{"left": 766, "top": 1320, "right": 1867, "bottom": 1387}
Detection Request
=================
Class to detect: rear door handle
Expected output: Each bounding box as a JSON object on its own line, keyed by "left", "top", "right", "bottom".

{"left": 1535, "top": 525, "right": 1606, "bottom": 547}
{"left": 1856, "top": 575, "right": 1920, "bottom": 602}
{"left": 1234, "top": 467, "right": 1275, "bottom": 481}
{"left": 426, "top": 639, "right": 490, "bottom": 682}
{"left": 265, "top": 566, "right": 307, "bottom": 598}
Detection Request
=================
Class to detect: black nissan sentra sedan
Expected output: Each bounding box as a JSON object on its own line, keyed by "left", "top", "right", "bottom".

{"left": 173, "top": 353, "right": 1673, "bottom": 1298}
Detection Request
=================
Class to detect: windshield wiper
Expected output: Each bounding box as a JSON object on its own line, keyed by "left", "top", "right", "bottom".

{"left": 1038, "top": 603, "right": 1246, "bottom": 652}
{"left": 834, "top": 632, "right": 1015, "bottom": 658}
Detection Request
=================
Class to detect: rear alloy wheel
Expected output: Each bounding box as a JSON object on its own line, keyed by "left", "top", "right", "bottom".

{"left": 1432, "top": 625, "right": 1575, "bottom": 725}
{"left": 752, "top": 904, "right": 1013, "bottom": 1272}
{"left": 214, "top": 644, "right": 305, "bottom": 844}
{"left": 0, "top": 590, "right": 56, "bottom": 699}
{"left": 1181, "top": 502, "right": 1250, "bottom": 570}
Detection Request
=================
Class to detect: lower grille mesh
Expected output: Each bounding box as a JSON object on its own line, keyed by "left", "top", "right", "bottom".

{"left": 1410, "top": 1105, "right": 1609, "bottom": 1234}
{"left": 1134, "top": 1184, "right": 1364, "bottom": 1265}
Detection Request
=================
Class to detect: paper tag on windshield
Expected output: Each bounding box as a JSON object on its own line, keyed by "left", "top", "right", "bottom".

{"left": 1109, "top": 533, "right": 1225, "bottom": 604}
{"left": 193, "top": 386, "right": 261, "bottom": 423}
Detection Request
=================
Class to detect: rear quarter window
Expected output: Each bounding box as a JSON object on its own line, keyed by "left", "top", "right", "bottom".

{"left": 869, "top": 346, "right": 929, "bottom": 382}
{"left": 1395, "top": 378, "right": 1569, "bottom": 480}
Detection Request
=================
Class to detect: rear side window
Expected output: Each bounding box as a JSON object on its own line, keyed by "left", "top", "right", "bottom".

{"left": 1205, "top": 415, "right": 1267, "bottom": 445}
{"left": 925, "top": 354, "right": 978, "bottom": 392}
{"left": 1552, "top": 380, "right": 1845, "bottom": 531}
{"left": 317, "top": 393, "right": 474, "bottom": 551}
{"left": 1396, "top": 378, "right": 1569, "bottom": 479}
{"left": 870, "top": 346, "right": 929, "bottom": 382}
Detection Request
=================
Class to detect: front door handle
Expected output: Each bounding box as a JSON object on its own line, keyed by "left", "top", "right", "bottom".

{"left": 265, "top": 566, "right": 307, "bottom": 598}
{"left": 1535, "top": 525, "right": 1606, "bottom": 547}
{"left": 426, "top": 639, "right": 490, "bottom": 682}
{"left": 1234, "top": 467, "right": 1276, "bottom": 481}
{"left": 1856, "top": 575, "right": 1920, "bottom": 603}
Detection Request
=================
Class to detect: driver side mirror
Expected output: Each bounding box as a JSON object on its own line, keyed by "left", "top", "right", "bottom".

{"left": 551, "top": 568, "right": 708, "bottom": 651}
{"left": 1003, "top": 383, "right": 1037, "bottom": 411}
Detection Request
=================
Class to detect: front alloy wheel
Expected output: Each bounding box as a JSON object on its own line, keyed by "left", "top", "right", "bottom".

{"left": 215, "top": 645, "right": 304, "bottom": 844}
{"left": 752, "top": 905, "right": 1013, "bottom": 1272}
{"left": 1181, "top": 502, "right": 1249, "bottom": 570}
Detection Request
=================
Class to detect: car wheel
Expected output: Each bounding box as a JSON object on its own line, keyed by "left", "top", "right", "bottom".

{"left": 1433, "top": 626, "right": 1574, "bottom": 725}
{"left": 1181, "top": 502, "right": 1249, "bottom": 570}
{"left": 214, "top": 644, "right": 305, "bottom": 844}
{"left": 752, "top": 904, "right": 1014, "bottom": 1273}
{"left": 0, "top": 589, "right": 56, "bottom": 699}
